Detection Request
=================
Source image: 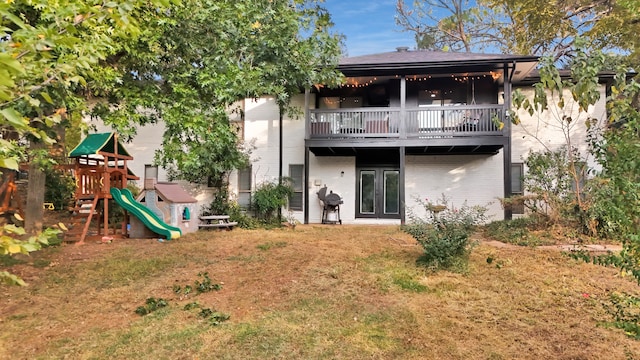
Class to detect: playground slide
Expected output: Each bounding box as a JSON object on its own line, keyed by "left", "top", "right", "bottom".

{"left": 110, "top": 188, "right": 182, "bottom": 240}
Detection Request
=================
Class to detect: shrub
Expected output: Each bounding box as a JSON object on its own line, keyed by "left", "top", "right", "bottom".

{"left": 252, "top": 178, "right": 293, "bottom": 222}
{"left": 44, "top": 168, "right": 75, "bottom": 211}
{"left": 484, "top": 217, "right": 552, "bottom": 247}
{"left": 404, "top": 195, "right": 488, "bottom": 271}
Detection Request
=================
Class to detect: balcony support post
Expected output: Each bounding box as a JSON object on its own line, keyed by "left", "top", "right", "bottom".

{"left": 399, "top": 146, "right": 406, "bottom": 225}
{"left": 400, "top": 76, "right": 407, "bottom": 139}
{"left": 503, "top": 61, "right": 515, "bottom": 220}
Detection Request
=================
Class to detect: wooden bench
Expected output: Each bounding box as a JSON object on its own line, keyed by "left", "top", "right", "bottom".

{"left": 199, "top": 215, "right": 237, "bottom": 230}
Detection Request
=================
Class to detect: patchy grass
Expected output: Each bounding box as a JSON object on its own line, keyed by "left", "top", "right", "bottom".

{"left": 1, "top": 225, "right": 639, "bottom": 359}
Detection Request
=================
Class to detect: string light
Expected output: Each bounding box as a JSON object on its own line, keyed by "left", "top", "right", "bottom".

{"left": 340, "top": 72, "right": 502, "bottom": 88}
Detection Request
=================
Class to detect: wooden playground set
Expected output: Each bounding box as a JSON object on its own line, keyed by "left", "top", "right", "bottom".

{"left": 64, "top": 132, "right": 138, "bottom": 243}
{"left": 0, "top": 132, "right": 183, "bottom": 243}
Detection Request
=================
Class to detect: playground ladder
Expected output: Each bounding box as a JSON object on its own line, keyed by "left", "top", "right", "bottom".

{"left": 64, "top": 196, "right": 99, "bottom": 243}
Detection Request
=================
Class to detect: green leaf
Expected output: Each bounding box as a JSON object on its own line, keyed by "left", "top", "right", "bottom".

{"left": 1, "top": 271, "right": 27, "bottom": 286}
{"left": 41, "top": 92, "right": 53, "bottom": 104}
{"left": 0, "top": 108, "right": 28, "bottom": 129}
{"left": 4, "top": 224, "right": 26, "bottom": 235}
{"left": 0, "top": 9, "right": 28, "bottom": 30}
{"left": 0, "top": 158, "right": 19, "bottom": 170}
{"left": 0, "top": 53, "right": 25, "bottom": 75}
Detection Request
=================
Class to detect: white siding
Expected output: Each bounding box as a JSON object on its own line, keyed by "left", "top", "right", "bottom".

{"left": 511, "top": 85, "right": 607, "bottom": 165}
{"left": 308, "top": 155, "right": 356, "bottom": 223}
{"left": 233, "top": 94, "right": 309, "bottom": 222}
{"left": 405, "top": 153, "right": 505, "bottom": 222}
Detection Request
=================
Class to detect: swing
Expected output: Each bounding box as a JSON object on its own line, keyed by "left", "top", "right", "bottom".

{"left": 459, "top": 78, "right": 480, "bottom": 131}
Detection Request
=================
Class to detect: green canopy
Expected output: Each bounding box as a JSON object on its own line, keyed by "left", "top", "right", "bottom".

{"left": 69, "top": 132, "right": 131, "bottom": 158}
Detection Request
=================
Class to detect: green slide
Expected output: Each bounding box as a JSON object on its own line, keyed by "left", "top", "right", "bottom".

{"left": 110, "top": 188, "right": 182, "bottom": 240}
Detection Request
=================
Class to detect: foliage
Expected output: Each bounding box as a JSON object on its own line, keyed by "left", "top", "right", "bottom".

{"left": 564, "top": 249, "right": 624, "bottom": 269}
{"left": 135, "top": 297, "right": 168, "bottom": 316}
{"left": 227, "top": 202, "right": 259, "bottom": 229}
{"left": 204, "top": 184, "right": 231, "bottom": 216}
{"left": 0, "top": 224, "right": 60, "bottom": 285}
{"left": 162, "top": 273, "right": 230, "bottom": 326}
{"left": 521, "top": 147, "right": 587, "bottom": 224}
{"left": 588, "top": 68, "right": 640, "bottom": 283}
{"left": 396, "top": 0, "right": 640, "bottom": 64}
{"left": 44, "top": 168, "right": 75, "bottom": 211}
{"left": 509, "top": 43, "right": 611, "bottom": 234}
{"left": 256, "top": 241, "right": 288, "bottom": 251}
{"left": 484, "top": 217, "right": 552, "bottom": 247}
{"left": 395, "top": 0, "right": 502, "bottom": 52}
{"left": 173, "top": 272, "right": 223, "bottom": 297}
{"left": 94, "top": 0, "right": 343, "bottom": 184}
{"left": 201, "top": 185, "right": 258, "bottom": 229}
{"left": 602, "top": 292, "right": 640, "bottom": 340}
{"left": 252, "top": 179, "right": 294, "bottom": 222}
{"left": 1, "top": 0, "right": 173, "bottom": 233}
{"left": 403, "top": 195, "right": 487, "bottom": 271}
{"left": 197, "top": 307, "right": 231, "bottom": 326}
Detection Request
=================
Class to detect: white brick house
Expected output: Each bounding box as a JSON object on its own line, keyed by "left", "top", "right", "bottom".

{"left": 91, "top": 49, "right": 610, "bottom": 224}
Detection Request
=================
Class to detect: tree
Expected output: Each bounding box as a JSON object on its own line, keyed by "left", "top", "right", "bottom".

{"left": 1, "top": 1, "right": 173, "bottom": 285}
{"left": 589, "top": 68, "right": 640, "bottom": 282}
{"left": 396, "top": 0, "right": 640, "bottom": 65}
{"left": 93, "top": 0, "right": 343, "bottom": 186}
{"left": 509, "top": 41, "right": 607, "bottom": 222}
{"left": 395, "top": 0, "right": 502, "bottom": 52}
{"left": 510, "top": 42, "right": 640, "bottom": 283}
{"left": 485, "top": 0, "right": 640, "bottom": 63}
{"left": 1, "top": 0, "right": 174, "bottom": 234}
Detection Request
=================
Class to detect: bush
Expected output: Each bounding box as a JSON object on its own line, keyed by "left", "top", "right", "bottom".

{"left": 44, "top": 168, "right": 75, "bottom": 211}
{"left": 201, "top": 186, "right": 258, "bottom": 229}
{"left": 403, "top": 196, "right": 487, "bottom": 271}
{"left": 484, "top": 217, "right": 551, "bottom": 247}
{"left": 252, "top": 179, "right": 293, "bottom": 222}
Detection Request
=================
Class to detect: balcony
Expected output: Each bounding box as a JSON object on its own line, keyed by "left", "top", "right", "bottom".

{"left": 308, "top": 104, "right": 506, "bottom": 140}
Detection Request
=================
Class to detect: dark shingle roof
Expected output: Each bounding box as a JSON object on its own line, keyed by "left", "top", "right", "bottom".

{"left": 341, "top": 50, "right": 535, "bottom": 66}
{"left": 338, "top": 49, "right": 539, "bottom": 77}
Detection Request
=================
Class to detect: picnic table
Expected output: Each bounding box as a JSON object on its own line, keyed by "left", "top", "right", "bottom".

{"left": 198, "top": 215, "right": 237, "bottom": 230}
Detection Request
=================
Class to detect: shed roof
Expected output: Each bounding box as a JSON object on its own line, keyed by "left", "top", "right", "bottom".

{"left": 154, "top": 183, "right": 197, "bottom": 203}
{"left": 69, "top": 132, "right": 131, "bottom": 158}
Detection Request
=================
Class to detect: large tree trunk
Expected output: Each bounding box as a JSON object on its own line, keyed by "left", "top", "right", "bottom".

{"left": 24, "top": 142, "right": 46, "bottom": 235}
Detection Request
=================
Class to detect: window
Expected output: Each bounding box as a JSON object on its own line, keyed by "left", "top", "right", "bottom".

{"left": 144, "top": 165, "right": 158, "bottom": 180}
{"left": 289, "top": 164, "right": 303, "bottom": 211}
{"left": 511, "top": 163, "right": 524, "bottom": 214}
{"left": 144, "top": 165, "right": 158, "bottom": 189}
{"left": 238, "top": 166, "right": 252, "bottom": 209}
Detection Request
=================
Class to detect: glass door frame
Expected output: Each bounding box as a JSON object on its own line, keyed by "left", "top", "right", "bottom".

{"left": 355, "top": 166, "right": 401, "bottom": 219}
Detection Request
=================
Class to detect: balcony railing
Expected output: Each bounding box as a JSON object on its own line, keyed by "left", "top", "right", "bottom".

{"left": 309, "top": 105, "right": 506, "bottom": 139}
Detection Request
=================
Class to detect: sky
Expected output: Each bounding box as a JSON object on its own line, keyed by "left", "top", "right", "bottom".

{"left": 323, "top": 0, "right": 415, "bottom": 57}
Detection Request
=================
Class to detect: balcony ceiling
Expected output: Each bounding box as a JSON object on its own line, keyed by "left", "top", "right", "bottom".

{"left": 309, "top": 144, "right": 503, "bottom": 157}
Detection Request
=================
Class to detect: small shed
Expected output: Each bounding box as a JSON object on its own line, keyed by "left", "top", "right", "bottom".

{"left": 131, "top": 182, "right": 198, "bottom": 237}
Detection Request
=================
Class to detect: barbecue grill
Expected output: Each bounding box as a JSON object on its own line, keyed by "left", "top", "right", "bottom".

{"left": 317, "top": 186, "right": 343, "bottom": 224}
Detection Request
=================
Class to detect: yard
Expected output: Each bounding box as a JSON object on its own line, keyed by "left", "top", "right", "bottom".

{"left": 1, "top": 225, "right": 639, "bottom": 359}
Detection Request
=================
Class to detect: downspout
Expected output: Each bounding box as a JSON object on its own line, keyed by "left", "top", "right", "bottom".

{"left": 278, "top": 103, "right": 283, "bottom": 220}
{"left": 304, "top": 88, "right": 310, "bottom": 224}
{"left": 503, "top": 61, "right": 516, "bottom": 220}
{"left": 400, "top": 146, "right": 406, "bottom": 225}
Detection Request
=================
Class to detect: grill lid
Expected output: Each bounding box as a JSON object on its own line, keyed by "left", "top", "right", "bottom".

{"left": 325, "top": 192, "right": 343, "bottom": 206}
